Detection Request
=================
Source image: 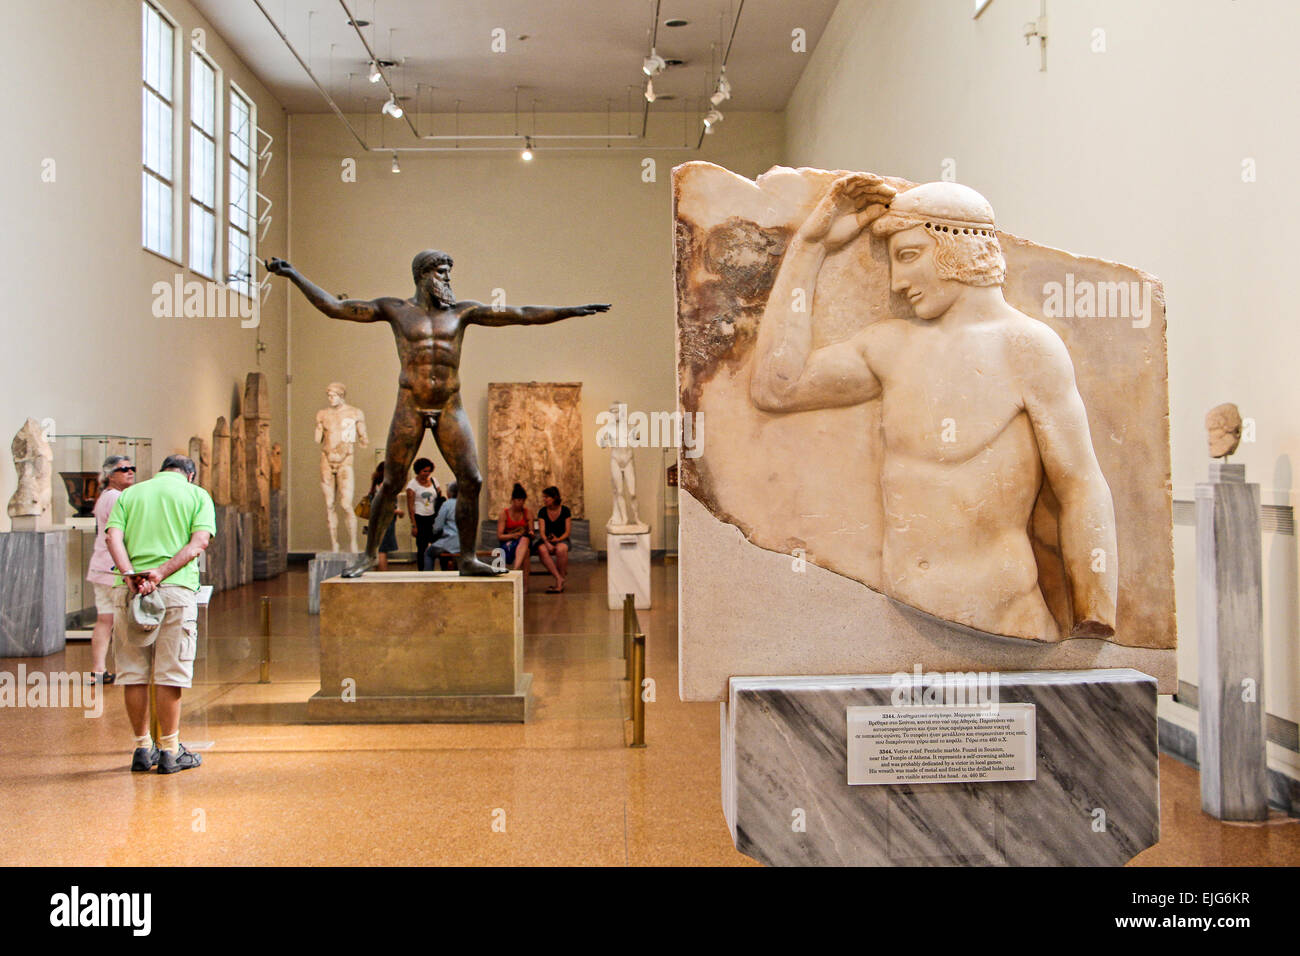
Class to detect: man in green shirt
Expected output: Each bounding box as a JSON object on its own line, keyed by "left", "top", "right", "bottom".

{"left": 105, "top": 454, "right": 215, "bottom": 774}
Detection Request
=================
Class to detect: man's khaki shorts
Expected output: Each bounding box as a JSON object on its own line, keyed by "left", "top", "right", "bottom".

{"left": 113, "top": 585, "right": 199, "bottom": 688}
{"left": 92, "top": 582, "right": 119, "bottom": 616}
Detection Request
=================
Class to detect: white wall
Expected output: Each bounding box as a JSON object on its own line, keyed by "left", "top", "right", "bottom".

{"left": 0, "top": 0, "right": 289, "bottom": 526}
{"left": 285, "top": 110, "right": 784, "bottom": 553}
{"left": 783, "top": 0, "right": 1299, "bottom": 748}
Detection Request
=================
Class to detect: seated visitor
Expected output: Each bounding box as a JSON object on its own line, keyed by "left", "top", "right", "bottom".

{"left": 366, "top": 462, "right": 404, "bottom": 570}
{"left": 425, "top": 481, "right": 460, "bottom": 570}
{"left": 497, "top": 483, "right": 532, "bottom": 585}
{"left": 405, "top": 457, "right": 443, "bottom": 570}
{"left": 535, "top": 485, "right": 572, "bottom": 593}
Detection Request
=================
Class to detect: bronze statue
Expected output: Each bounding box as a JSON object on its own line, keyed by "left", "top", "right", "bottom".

{"left": 267, "top": 251, "right": 609, "bottom": 576}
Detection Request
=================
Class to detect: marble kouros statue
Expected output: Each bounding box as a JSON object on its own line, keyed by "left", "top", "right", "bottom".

{"left": 1205, "top": 403, "right": 1243, "bottom": 459}
{"left": 315, "top": 382, "right": 369, "bottom": 553}
{"left": 599, "top": 401, "right": 648, "bottom": 533}
{"left": 7, "top": 418, "right": 53, "bottom": 527}
{"left": 750, "top": 176, "right": 1118, "bottom": 641}
{"left": 269, "top": 251, "right": 610, "bottom": 575}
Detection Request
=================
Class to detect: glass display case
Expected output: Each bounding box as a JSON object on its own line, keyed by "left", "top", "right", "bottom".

{"left": 51, "top": 434, "right": 153, "bottom": 625}
{"left": 663, "top": 447, "right": 679, "bottom": 560}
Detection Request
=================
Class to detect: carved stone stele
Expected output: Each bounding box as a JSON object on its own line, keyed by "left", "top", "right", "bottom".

{"left": 7, "top": 418, "right": 53, "bottom": 524}
{"left": 486, "top": 382, "right": 585, "bottom": 519}
{"left": 230, "top": 415, "right": 247, "bottom": 511}
{"left": 270, "top": 443, "right": 282, "bottom": 492}
{"left": 188, "top": 436, "right": 210, "bottom": 491}
{"left": 674, "top": 162, "right": 1176, "bottom": 700}
{"left": 243, "top": 372, "right": 273, "bottom": 549}
{"left": 211, "top": 416, "right": 231, "bottom": 506}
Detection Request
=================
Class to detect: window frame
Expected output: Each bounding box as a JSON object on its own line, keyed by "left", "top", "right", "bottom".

{"left": 227, "top": 81, "right": 258, "bottom": 299}
{"left": 142, "top": 0, "right": 181, "bottom": 262}
{"left": 188, "top": 44, "right": 222, "bottom": 281}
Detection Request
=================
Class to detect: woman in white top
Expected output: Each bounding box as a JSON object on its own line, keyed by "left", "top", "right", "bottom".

{"left": 405, "top": 457, "right": 443, "bottom": 570}
{"left": 86, "top": 455, "right": 136, "bottom": 683}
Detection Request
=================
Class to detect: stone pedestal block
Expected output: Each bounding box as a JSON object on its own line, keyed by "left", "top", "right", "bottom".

{"left": 308, "top": 571, "right": 531, "bottom": 722}
{"left": 307, "top": 552, "right": 362, "bottom": 614}
{"left": 254, "top": 490, "right": 288, "bottom": 580}
{"left": 0, "top": 529, "right": 68, "bottom": 657}
{"left": 1195, "top": 462, "right": 1268, "bottom": 821}
{"left": 606, "top": 530, "right": 650, "bottom": 610}
{"left": 723, "top": 669, "right": 1159, "bottom": 866}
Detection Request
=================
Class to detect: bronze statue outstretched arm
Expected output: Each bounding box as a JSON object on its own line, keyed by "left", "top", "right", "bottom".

{"left": 265, "top": 257, "right": 386, "bottom": 323}
{"left": 463, "top": 302, "right": 610, "bottom": 327}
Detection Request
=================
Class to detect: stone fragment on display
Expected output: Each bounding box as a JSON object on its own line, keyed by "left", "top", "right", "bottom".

{"left": 486, "top": 382, "right": 585, "bottom": 521}
{"left": 211, "top": 416, "right": 231, "bottom": 506}
{"left": 7, "top": 418, "right": 54, "bottom": 530}
{"left": 674, "top": 163, "right": 1176, "bottom": 699}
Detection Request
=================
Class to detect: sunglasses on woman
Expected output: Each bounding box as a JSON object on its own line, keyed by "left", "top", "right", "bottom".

{"left": 113, "top": 466, "right": 136, "bottom": 474}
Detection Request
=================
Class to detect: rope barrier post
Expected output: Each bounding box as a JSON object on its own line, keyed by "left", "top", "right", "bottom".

{"left": 259, "top": 596, "right": 271, "bottom": 683}
{"left": 630, "top": 632, "right": 647, "bottom": 748}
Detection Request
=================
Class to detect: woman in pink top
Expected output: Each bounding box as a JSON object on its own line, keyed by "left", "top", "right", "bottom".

{"left": 86, "top": 455, "right": 136, "bottom": 683}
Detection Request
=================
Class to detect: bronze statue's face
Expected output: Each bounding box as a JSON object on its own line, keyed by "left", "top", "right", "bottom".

{"left": 420, "top": 262, "right": 455, "bottom": 307}
{"left": 887, "top": 226, "right": 963, "bottom": 320}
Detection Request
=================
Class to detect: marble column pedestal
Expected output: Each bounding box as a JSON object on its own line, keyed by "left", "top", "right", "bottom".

{"left": 1195, "top": 461, "right": 1269, "bottom": 821}
{"left": 723, "top": 669, "right": 1159, "bottom": 866}
{"left": 0, "top": 528, "right": 68, "bottom": 657}
{"left": 606, "top": 529, "right": 650, "bottom": 610}
{"left": 307, "top": 552, "right": 362, "bottom": 614}
{"left": 308, "top": 571, "right": 531, "bottom": 722}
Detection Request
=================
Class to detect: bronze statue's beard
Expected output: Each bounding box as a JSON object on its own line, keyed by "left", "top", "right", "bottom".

{"left": 426, "top": 277, "right": 454, "bottom": 307}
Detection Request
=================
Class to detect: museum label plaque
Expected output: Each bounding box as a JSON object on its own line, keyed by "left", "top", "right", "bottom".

{"left": 846, "top": 704, "right": 1036, "bottom": 786}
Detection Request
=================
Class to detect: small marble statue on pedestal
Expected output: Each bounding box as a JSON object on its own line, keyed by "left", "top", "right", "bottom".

{"left": 600, "top": 401, "right": 648, "bottom": 534}
{"left": 7, "top": 418, "right": 53, "bottom": 530}
{"left": 1195, "top": 402, "right": 1268, "bottom": 821}
{"left": 315, "top": 382, "right": 368, "bottom": 554}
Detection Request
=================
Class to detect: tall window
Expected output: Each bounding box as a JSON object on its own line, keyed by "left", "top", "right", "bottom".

{"left": 228, "top": 85, "right": 256, "bottom": 297}
{"left": 189, "top": 50, "right": 219, "bottom": 278}
{"left": 142, "top": 1, "right": 176, "bottom": 257}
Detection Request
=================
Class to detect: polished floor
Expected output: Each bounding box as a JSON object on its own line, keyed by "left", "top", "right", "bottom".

{"left": 0, "top": 560, "right": 1295, "bottom": 866}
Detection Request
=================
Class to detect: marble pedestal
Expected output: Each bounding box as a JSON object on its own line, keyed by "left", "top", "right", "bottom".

{"left": 308, "top": 571, "right": 531, "bottom": 722}
{"left": 0, "top": 528, "right": 68, "bottom": 657}
{"left": 1195, "top": 462, "right": 1268, "bottom": 821}
{"left": 307, "top": 552, "right": 362, "bottom": 614}
{"left": 606, "top": 529, "right": 650, "bottom": 610}
{"left": 723, "top": 669, "right": 1159, "bottom": 866}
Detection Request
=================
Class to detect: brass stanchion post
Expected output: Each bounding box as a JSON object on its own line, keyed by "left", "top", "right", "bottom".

{"left": 623, "top": 593, "right": 633, "bottom": 680}
{"left": 630, "top": 632, "right": 646, "bottom": 748}
{"left": 259, "top": 596, "right": 271, "bottom": 683}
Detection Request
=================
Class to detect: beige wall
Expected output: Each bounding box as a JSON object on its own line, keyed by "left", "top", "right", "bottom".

{"left": 285, "top": 110, "right": 783, "bottom": 553}
{"left": 0, "top": 0, "right": 288, "bottom": 524}
{"left": 783, "top": 0, "right": 1300, "bottom": 749}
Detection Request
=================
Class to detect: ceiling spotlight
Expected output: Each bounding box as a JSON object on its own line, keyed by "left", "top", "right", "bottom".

{"left": 642, "top": 48, "right": 666, "bottom": 77}
{"left": 703, "top": 109, "right": 724, "bottom": 133}
{"left": 368, "top": 60, "right": 382, "bottom": 83}
{"left": 391, "top": 152, "right": 400, "bottom": 173}
{"left": 381, "top": 95, "right": 403, "bottom": 118}
{"left": 521, "top": 136, "right": 534, "bottom": 161}
{"left": 710, "top": 67, "right": 731, "bottom": 106}
{"left": 644, "top": 78, "right": 656, "bottom": 103}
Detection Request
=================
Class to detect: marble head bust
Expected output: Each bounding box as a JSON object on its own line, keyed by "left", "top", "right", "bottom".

{"left": 1205, "top": 403, "right": 1242, "bottom": 459}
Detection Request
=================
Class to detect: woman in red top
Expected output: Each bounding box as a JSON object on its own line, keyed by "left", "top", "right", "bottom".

{"left": 497, "top": 483, "right": 532, "bottom": 586}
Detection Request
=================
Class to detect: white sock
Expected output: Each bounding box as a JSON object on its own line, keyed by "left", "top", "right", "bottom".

{"left": 133, "top": 734, "right": 153, "bottom": 750}
{"left": 159, "top": 732, "right": 179, "bottom": 754}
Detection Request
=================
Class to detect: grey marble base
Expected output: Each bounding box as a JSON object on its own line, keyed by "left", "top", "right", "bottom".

{"left": 308, "top": 552, "right": 362, "bottom": 614}
{"left": 724, "top": 669, "right": 1159, "bottom": 866}
{"left": 202, "top": 506, "right": 240, "bottom": 593}
{"left": 0, "top": 529, "right": 68, "bottom": 657}
{"left": 477, "top": 517, "right": 597, "bottom": 563}
{"left": 1195, "top": 467, "right": 1269, "bottom": 820}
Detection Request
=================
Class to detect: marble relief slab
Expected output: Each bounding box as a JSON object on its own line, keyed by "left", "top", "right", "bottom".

{"left": 675, "top": 162, "right": 1175, "bottom": 700}
{"left": 486, "top": 382, "right": 585, "bottom": 519}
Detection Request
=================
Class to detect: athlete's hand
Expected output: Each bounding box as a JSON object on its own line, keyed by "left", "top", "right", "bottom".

{"left": 265, "top": 257, "right": 295, "bottom": 276}
{"left": 573, "top": 303, "right": 611, "bottom": 316}
{"left": 798, "top": 173, "right": 895, "bottom": 252}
